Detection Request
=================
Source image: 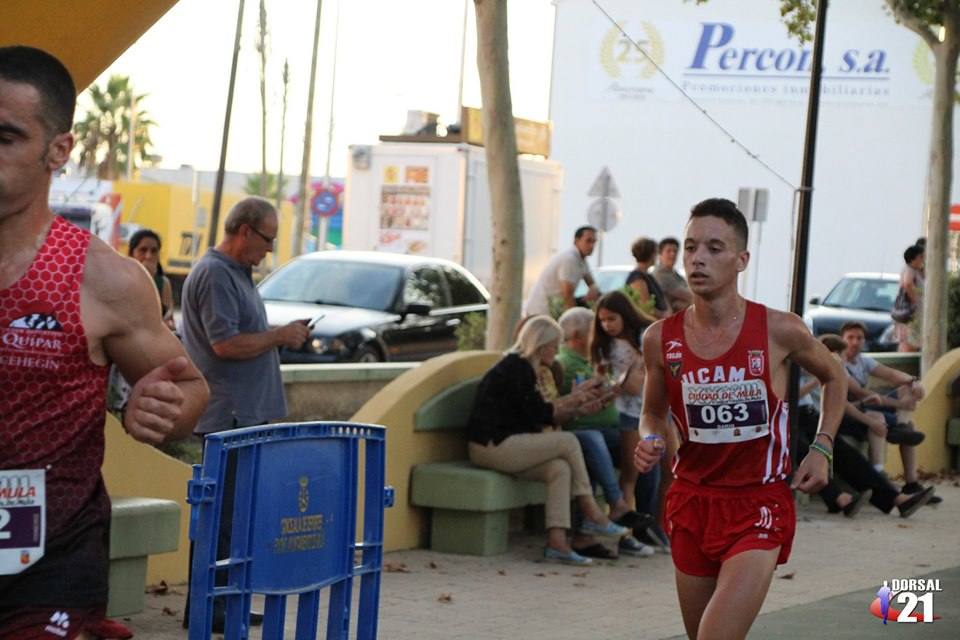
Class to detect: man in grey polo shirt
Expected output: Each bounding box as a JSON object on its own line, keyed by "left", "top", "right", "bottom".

{"left": 179, "top": 196, "right": 308, "bottom": 630}
{"left": 181, "top": 197, "right": 309, "bottom": 433}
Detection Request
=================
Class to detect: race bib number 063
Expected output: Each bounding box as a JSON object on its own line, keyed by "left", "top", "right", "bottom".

{"left": 682, "top": 379, "right": 769, "bottom": 444}
{"left": 0, "top": 469, "right": 45, "bottom": 575}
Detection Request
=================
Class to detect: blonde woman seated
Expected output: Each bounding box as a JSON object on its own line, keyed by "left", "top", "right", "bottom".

{"left": 467, "top": 315, "right": 630, "bottom": 565}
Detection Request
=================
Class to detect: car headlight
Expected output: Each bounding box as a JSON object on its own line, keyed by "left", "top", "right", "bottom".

{"left": 309, "top": 337, "right": 346, "bottom": 354}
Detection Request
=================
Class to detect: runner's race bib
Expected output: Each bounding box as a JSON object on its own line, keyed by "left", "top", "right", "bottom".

{"left": 682, "top": 379, "right": 770, "bottom": 444}
{"left": 0, "top": 469, "right": 45, "bottom": 574}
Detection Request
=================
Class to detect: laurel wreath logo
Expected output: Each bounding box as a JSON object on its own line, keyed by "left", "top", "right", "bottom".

{"left": 599, "top": 20, "right": 665, "bottom": 80}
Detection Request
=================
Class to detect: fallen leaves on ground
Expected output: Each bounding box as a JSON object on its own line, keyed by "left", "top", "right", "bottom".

{"left": 497, "top": 569, "right": 506, "bottom": 576}
{"left": 437, "top": 593, "right": 453, "bottom": 603}
{"left": 145, "top": 581, "right": 168, "bottom": 595}
{"left": 573, "top": 582, "right": 587, "bottom": 588}
{"left": 573, "top": 571, "right": 589, "bottom": 578}
{"left": 428, "top": 561, "right": 439, "bottom": 570}
{"left": 778, "top": 572, "right": 796, "bottom": 580}
{"left": 385, "top": 562, "right": 411, "bottom": 573}
{"left": 534, "top": 572, "right": 547, "bottom": 577}
{"left": 161, "top": 607, "right": 177, "bottom": 616}
{"left": 897, "top": 524, "right": 912, "bottom": 529}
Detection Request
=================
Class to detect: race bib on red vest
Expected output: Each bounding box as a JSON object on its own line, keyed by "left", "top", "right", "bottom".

{"left": 0, "top": 469, "right": 45, "bottom": 574}
{"left": 682, "top": 379, "right": 770, "bottom": 444}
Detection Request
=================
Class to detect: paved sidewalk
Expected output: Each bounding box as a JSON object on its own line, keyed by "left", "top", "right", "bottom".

{"left": 127, "top": 479, "right": 959, "bottom": 639}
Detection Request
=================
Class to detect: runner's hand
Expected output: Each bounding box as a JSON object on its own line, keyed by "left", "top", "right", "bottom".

{"left": 124, "top": 356, "right": 188, "bottom": 445}
{"left": 790, "top": 450, "right": 829, "bottom": 494}
{"left": 633, "top": 438, "right": 662, "bottom": 473}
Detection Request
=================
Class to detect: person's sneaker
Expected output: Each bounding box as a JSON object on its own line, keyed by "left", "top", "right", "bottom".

{"left": 902, "top": 481, "right": 943, "bottom": 505}
{"left": 886, "top": 423, "right": 925, "bottom": 446}
{"left": 543, "top": 546, "right": 593, "bottom": 565}
{"left": 618, "top": 535, "right": 656, "bottom": 557}
{"left": 578, "top": 519, "right": 631, "bottom": 538}
{"left": 898, "top": 486, "right": 935, "bottom": 518}
{"left": 842, "top": 489, "right": 872, "bottom": 518}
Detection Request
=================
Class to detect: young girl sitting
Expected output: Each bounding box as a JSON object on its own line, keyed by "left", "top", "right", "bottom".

{"left": 591, "top": 291, "right": 664, "bottom": 554}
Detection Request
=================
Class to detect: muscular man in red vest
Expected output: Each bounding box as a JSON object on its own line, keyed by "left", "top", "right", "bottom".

{"left": 635, "top": 198, "right": 846, "bottom": 640}
{"left": 0, "top": 46, "right": 209, "bottom": 638}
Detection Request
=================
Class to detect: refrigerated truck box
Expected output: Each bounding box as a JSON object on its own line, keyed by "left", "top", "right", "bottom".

{"left": 343, "top": 142, "right": 564, "bottom": 295}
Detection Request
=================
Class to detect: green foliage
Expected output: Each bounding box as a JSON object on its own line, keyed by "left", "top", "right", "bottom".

{"left": 73, "top": 75, "right": 157, "bottom": 180}
{"left": 620, "top": 284, "right": 657, "bottom": 318}
{"left": 244, "top": 172, "right": 288, "bottom": 199}
{"left": 456, "top": 312, "right": 488, "bottom": 350}
{"left": 948, "top": 274, "right": 960, "bottom": 350}
{"left": 156, "top": 436, "right": 203, "bottom": 465}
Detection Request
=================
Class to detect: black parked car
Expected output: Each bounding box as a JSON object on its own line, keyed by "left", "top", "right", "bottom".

{"left": 803, "top": 272, "right": 899, "bottom": 351}
{"left": 259, "top": 251, "right": 489, "bottom": 363}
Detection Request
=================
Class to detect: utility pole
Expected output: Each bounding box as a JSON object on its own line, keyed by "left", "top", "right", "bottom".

{"left": 789, "top": 0, "right": 829, "bottom": 469}
{"left": 294, "top": 0, "right": 324, "bottom": 257}
{"left": 208, "top": 0, "right": 246, "bottom": 248}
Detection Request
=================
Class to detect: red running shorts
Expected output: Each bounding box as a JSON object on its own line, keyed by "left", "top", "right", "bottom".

{"left": 0, "top": 606, "right": 107, "bottom": 640}
{"left": 665, "top": 478, "right": 796, "bottom": 577}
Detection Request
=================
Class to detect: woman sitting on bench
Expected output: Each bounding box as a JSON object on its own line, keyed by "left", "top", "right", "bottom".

{"left": 467, "top": 315, "right": 630, "bottom": 565}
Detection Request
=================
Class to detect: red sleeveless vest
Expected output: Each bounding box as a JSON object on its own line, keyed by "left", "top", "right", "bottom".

{"left": 0, "top": 216, "right": 110, "bottom": 537}
{"left": 661, "top": 300, "right": 789, "bottom": 487}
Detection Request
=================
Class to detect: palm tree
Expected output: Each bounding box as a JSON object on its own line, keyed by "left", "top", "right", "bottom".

{"left": 73, "top": 75, "right": 157, "bottom": 180}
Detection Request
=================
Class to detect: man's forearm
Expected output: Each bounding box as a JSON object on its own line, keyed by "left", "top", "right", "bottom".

{"left": 212, "top": 331, "right": 280, "bottom": 360}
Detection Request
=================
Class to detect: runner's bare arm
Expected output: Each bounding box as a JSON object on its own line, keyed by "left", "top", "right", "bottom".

{"left": 635, "top": 322, "right": 675, "bottom": 470}
{"left": 770, "top": 311, "right": 846, "bottom": 492}
{"left": 84, "top": 239, "right": 208, "bottom": 443}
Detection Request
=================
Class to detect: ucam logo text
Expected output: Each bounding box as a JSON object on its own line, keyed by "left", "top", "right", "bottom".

{"left": 688, "top": 22, "right": 890, "bottom": 76}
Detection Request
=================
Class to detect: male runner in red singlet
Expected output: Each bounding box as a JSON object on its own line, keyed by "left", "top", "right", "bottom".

{"left": 0, "top": 47, "right": 209, "bottom": 638}
{"left": 634, "top": 198, "right": 847, "bottom": 640}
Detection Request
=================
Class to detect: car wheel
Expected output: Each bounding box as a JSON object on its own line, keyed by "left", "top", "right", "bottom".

{"left": 355, "top": 345, "right": 382, "bottom": 363}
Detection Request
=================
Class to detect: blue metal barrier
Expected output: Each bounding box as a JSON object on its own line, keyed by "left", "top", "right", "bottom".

{"left": 186, "top": 422, "right": 395, "bottom": 639}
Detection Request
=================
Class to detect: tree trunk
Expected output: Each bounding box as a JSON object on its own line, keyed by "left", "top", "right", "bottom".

{"left": 921, "top": 25, "right": 960, "bottom": 374}
{"left": 474, "top": 0, "right": 524, "bottom": 350}
{"left": 258, "top": 0, "right": 268, "bottom": 197}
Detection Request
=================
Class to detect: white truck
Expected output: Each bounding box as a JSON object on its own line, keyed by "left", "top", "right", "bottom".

{"left": 342, "top": 141, "right": 564, "bottom": 295}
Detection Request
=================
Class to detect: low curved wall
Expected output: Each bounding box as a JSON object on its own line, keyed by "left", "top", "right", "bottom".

{"left": 883, "top": 348, "right": 960, "bottom": 477}
{"left": 351, "top": 351, "right": 500, "bottom": 551}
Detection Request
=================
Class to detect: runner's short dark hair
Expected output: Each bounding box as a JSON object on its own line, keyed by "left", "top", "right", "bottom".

{"left": 658, "top": 237, "right": 679, "bottom": 253}
{"left": 689, "top": 198, "right": 749, "bottom": 250}
{"left": 904, "top": 244, "right": 924, "bottom": 264}
{"left": 840, "top": 321, "right": 867, "bottom": 336}
{"left": 0, "top": 46, "right": 76, "bottom": 135}
{"left": 574, "top": 225, "right": 597, "bottom": 240}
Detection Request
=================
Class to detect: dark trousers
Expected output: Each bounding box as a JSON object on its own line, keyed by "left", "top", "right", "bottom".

{"left": 798, "top": 406, "right": 899, "bottom": 513}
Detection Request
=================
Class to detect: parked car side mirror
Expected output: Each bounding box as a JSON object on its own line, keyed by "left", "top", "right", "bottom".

{"left": 809, "top": 297, "right": 820, "bottom": 306}
{"left": 403, "top": 302, "right": 432, "bottom": 317}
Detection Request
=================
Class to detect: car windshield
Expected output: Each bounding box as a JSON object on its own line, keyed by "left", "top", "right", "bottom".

{"left": 575, "top": 268, "right": 631, "bottom": 296}
{"left": 822, "top": 277, "right": 899, "bottom": 312}
{"left": 259, "top": 259, "right": 404, "bottom": 311}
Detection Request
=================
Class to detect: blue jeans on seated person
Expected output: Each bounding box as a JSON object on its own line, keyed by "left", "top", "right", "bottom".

{"left": 573, "top": 429, "right": 623, "bottom": 505}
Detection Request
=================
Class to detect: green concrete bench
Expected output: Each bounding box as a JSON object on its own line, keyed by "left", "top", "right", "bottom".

{"left": 108, "top": 497, "right": 181, "bottom": 616}
{"left": 409, "top": 378, "right": 548, "bottom": 556}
